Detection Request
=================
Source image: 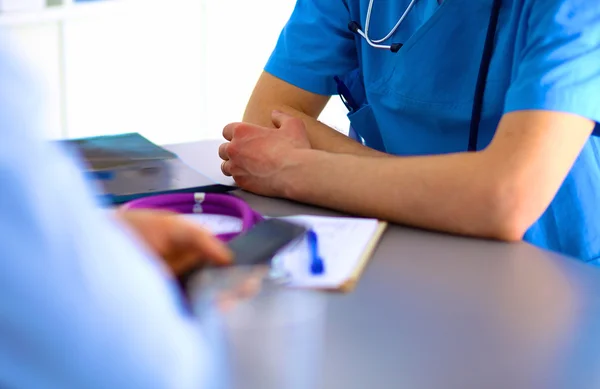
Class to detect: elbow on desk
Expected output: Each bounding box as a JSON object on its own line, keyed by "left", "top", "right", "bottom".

{"left": 489, "top": 217, "right": 528, "bottom": 242}
{"left": 481, "top": 181, "right": 540, "bottom": 243}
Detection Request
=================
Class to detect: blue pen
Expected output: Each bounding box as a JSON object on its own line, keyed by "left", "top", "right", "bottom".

{"left": 307, "top": 229, "right": 325, "bottom": 275}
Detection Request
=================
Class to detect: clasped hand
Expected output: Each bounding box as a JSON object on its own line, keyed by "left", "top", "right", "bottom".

{"left": 219, "top": 110, "right": 311, "bottom": 197}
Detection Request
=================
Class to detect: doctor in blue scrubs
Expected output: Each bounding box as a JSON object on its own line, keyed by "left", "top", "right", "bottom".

{"left": 219, "top": 0, "right": 600, "bottom": 264}
{"left": 0, "top": 41, "right": 231, "bottom": 387}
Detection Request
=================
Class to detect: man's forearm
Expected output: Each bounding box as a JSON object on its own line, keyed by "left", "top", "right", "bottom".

{"left": 297, "top": 111, "right": 389, "bottom": 157}
{"left": 281, "top": 149, "right": 530, "bottom": 241}
{"left": 243, "top": 105, "right": 387, "bottom": 157}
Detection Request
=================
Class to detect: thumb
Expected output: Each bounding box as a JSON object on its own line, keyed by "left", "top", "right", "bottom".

{"left": 271, "top": 110, "right": 297, "bottom": 129}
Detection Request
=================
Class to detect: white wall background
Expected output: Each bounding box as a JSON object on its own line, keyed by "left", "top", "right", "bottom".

{"left": 0, "top": 0, "right": 349, "bottom": 145}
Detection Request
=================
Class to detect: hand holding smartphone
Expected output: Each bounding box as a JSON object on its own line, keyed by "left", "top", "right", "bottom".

{"left": 177, "top": 218, "right": 307, "bottom": 297}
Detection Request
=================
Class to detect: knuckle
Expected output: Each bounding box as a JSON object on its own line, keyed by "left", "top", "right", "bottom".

{"left": 227, "top": 143, "right": 240, "bottom": 159}
{"left": 288, "top": 117, "right": 303, "bottom": 127}
{"left": 232, "top": 123, "right": 254, "bottom": 138}
{"left": 230, "top": 124, "right": 243, "bottom": 137}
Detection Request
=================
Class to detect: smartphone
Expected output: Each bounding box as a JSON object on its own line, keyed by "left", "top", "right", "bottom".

{"left": 176, "top": 218, "right": 307, "bottom": 298}
{"left": 227, "top": 218, "right": 308, "bottom": 266}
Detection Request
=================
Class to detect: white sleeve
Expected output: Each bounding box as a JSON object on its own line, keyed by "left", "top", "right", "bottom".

{"left": 0, "top": 42, "right": 210, "bottom": 389}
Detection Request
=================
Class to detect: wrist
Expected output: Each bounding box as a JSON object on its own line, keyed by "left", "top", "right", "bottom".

{"left": 279, "top": 149, "right": 325, "bottom": 201}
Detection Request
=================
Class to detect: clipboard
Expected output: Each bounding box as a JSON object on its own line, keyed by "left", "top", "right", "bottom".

{"left": 269, "top": 215, "right": 388, "bottom": 292}
{"left": 183, "top": 213, "right": 389, "bottom": 293}
{"left": 335, "top": 220, "right": 388, "bottom": 293}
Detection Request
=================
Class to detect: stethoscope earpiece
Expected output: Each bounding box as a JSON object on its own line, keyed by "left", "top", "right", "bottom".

{"left": 348, "top": 20, "right": 361, "bottom": 34}
{"left": 390, "top": 43, "right": 403, "bottom": 53}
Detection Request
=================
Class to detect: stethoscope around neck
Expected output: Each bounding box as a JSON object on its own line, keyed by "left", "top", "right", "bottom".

{"left": 348, "top": 0, "right": 419, "bottom": 53}
{"left": 348, "top": 0, "right": 503, "bottom": 152}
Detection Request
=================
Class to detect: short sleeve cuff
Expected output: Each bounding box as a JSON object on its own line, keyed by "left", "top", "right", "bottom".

{"left": 264, "top": 54, "right": 338, "bottom": 96}
{"left": 504, "top": 86, "right": 600, "bottom": 135}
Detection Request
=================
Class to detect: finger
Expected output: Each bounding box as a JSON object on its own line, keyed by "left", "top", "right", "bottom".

{"left": 190, "top": 229, "right": 233, "bottom": 266}
{"left": 221, "top": 160, "right": 232, "bottom": 177}
{"left": 218, "top": 142, "right": 230, "bottom": 161}
{"left": 271, "top": 110, "right": 301, "bottom": 129}
{"left": 223, "top": 122, "right": 240, "bottom": 141}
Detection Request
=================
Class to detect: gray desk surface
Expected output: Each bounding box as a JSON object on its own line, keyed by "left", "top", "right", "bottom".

{"left": 169, "top": 141, "right": 600, "bottom": 389}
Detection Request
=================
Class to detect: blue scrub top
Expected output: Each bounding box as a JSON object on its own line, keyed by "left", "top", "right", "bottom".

{"left": 0, "top": 43, "right": 209, "bottom": 388}
{"left": 265, "top": 0, "right": 600, "bottom": 264}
